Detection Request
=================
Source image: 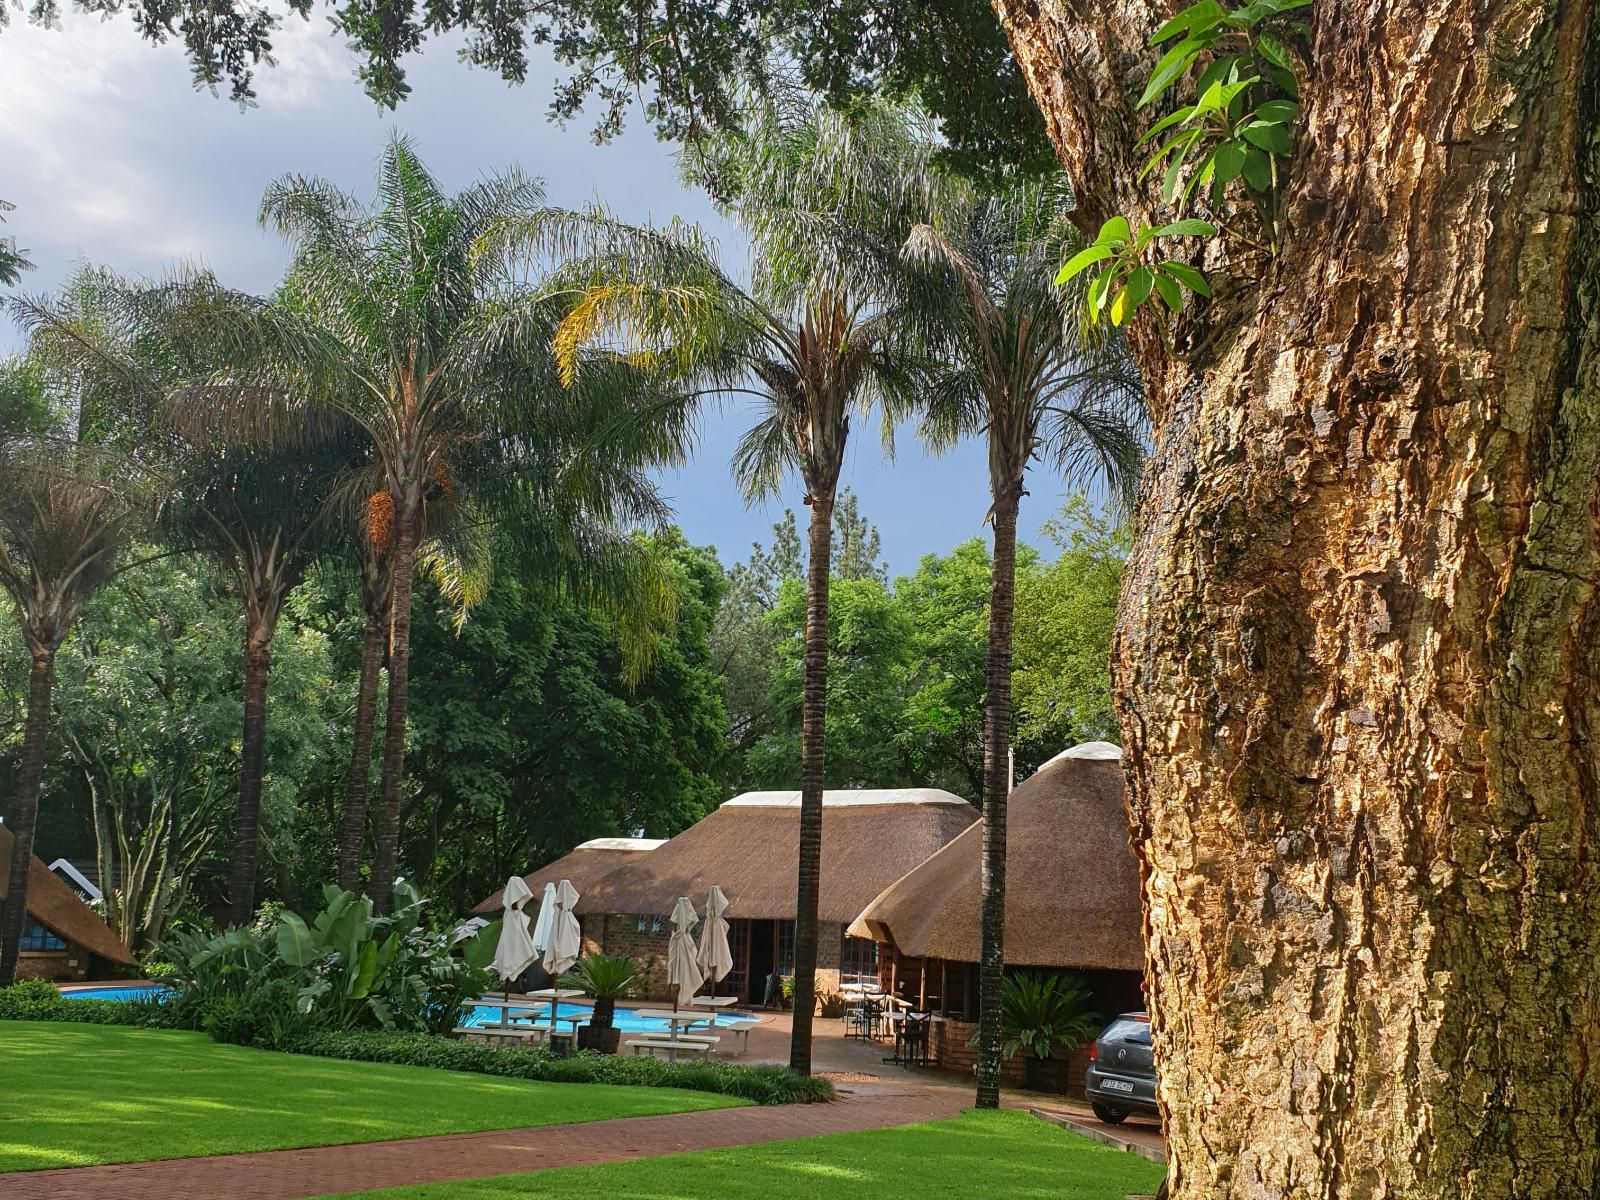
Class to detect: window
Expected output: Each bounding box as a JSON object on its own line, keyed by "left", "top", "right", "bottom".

{"left": 840, "top": 937, "right": 880, "bottom": 986}
{"left": 775, "top": 920, "right": 795, "bottom": 975}
{"left": 20, "top": 922, "right": 65, "bottom": 952}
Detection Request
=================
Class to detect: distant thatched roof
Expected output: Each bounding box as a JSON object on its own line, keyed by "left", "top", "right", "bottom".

{"left": 848, "top": 743, "right": 1142, "bottom": 971}
{"left": 470, "top": 837, "right": 667, "bottom": 915}
{"left": 576, "top": 790, "right": 977, "bottom": 923}
{"left": 0, "top": 826, "right": 134, "bottom": 965}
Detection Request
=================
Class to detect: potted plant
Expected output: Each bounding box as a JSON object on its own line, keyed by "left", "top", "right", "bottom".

{"left": 999, "top": 971, "right": 1100, "bottom": 1094}
{"left": 561, "top": 954, "right": 643, "bottom": 1054}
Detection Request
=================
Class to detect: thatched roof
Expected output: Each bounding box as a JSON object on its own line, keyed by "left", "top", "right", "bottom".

{"left": 0, "top": 826, "right": 134, "bottom": 965}
{"left": 470, "top": 837, "right": 667, "bottom": 915}
{"left": 848, "top": 743, "right": 1142, "bottom": 971}
{"left": 575, "top": 789, "right": 977, "bottom": 923}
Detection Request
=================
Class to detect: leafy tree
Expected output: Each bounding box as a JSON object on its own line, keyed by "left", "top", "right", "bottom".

{"left": 361, "top": 529, "right": 728, "bottom": 910}
{"left": 545, "top": 97, "right": 944, "bottom": 1073}
{"left": 893, "top": 537, "right": 1002, "bottom": 798}
{"left": 0, "top": 201, "right": 31, "bottom": 287}
{"left": 829, "top": 489, "right": 886, "bottom": 584}
{"left": 22, "top": 0, "right": 1046, "bottom": 180}
{"left": 1011, "top": 499, "right": 1125, "bottom": 759}
{"left": 745, "top": 573, "right": 912, "bottom": 789}
{"left": 0, "top": 356, "right": 156, "bottom": 984}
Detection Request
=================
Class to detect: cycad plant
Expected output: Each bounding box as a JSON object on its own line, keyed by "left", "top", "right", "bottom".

{"left": 0, "top": 352, "right": 156, "bottom": 984}
{"left": 535, "top": 97, "right": 949, "bottom": 1073}
{"left": 197, "top": 136, "right": 688, "bottom": 908}
{"left": 903, "top": 182, "right": 1145, "bottom": 1108}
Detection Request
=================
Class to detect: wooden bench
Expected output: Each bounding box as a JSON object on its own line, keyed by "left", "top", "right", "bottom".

{"left": 624, "top": 1036, "right": 719, "bottom": 1061}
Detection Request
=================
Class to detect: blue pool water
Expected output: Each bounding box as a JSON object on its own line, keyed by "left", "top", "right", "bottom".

{"left": 61, "top": 986, "right": 753, "bottom": 1034}
{"left": 61, "top": 985, "right": 167, "bottom": 1003}
{"left": 461, "top": 1000, "right": 754, "bottom": 1034}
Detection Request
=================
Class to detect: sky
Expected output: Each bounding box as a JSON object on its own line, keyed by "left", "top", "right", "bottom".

{"left": 0, "top": 12, "right": 1082, "bottom": 576}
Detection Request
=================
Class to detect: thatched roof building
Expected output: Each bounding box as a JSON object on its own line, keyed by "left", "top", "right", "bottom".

{"left": 576, "top": 789, "right": 977, "bottom": 923}
{"left": 471, "top": 837, "right": 666, "bottom": 915}
{"left": 0, "top": 825, "right": 134, "bottom": 971}
{"left": 848, "top": 743, "right": 1142, "bottom": 971}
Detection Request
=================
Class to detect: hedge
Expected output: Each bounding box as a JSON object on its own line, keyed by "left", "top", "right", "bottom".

{"left": 0, "top": 981, "right": 834, "bottom": 1106}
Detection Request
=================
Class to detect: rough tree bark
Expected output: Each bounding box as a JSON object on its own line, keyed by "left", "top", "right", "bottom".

{"left": 989, "top": 1, "right": 1599, "bottom": 1195}
{"left": 370, "top": 496, "right": 419, "bottom": 914}
{"left": 789, "top": 489, "right": 834, "bottom": 1076}
{"left": 976, "top": 487, "right": 1021, "bottom": 1109}
{"left": 337, "top": 550, "right": 391, "bottom": 892}
{"left": 0, "top": 643, "right": 57, "bottom": 987}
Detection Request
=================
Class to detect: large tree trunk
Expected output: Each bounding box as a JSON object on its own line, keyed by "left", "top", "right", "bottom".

{"left": 789, "top": 490, "right": 834, "bottom": 1076}
{"left": 338, "top": 557, "right": 391, "bottom": 891}
{"left": 0, "top": 644, "right": 56, "bottom": 987}
{"left": 975, "top": 488, "right": 1021, "bottom": 1109}
{"left": 991, "top": 2, "right": 1600, "bottom": 1195}
{"left": 370, "top": 503, "right": 419, "bottom": 913}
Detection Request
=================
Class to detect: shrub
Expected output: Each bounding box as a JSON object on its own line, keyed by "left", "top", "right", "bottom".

{"left": 278, "top": 1029, "right": 835, "bottom": 1105}
{"left": 0, "top": 980, "right": 163, "bottom": 1027}
{"left": 203, "top": 979, "right": 318, "bottom": 1049}
{"left": 0, "top": 982, "right": 834, "bottom": 1106}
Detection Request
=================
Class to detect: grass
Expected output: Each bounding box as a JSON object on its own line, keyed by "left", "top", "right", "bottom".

{"left": 0, "top": 1021, "right": 744, "bottom": 1173}
{"left": 318, "top": 1110, "right": 1167, "bottom": 1199}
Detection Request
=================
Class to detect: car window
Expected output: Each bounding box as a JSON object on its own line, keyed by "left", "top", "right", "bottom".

{"left": 1101, "top": 1017, "right": 1151, "bottom": 1045}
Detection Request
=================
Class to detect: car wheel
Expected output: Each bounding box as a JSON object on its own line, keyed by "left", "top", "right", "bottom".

{"left": 1091, "top": 1103, "right": 1128, "bottom": 1125}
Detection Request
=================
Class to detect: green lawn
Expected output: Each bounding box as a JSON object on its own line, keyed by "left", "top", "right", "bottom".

{"left": 0, "top": 1022, "right": 743, "bottom": 1173}
{"left": 320, "top": 1110, "right": 1166, "bottom": 1199}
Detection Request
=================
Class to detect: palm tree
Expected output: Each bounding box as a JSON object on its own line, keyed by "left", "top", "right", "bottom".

{"left": 14, "top": 269, "right": 358, "bottom": 925}
{"left": 335, "top": 530, "right": 391, "bottom": 891}
{"left": 539, "top": 97, "right": 948, "bottom": 1073}
{"left": 0, "top": 354, "right": 155, "bottom": 985}
{"left": 903, "top": 182, "right": 1146, "bottom": 1108}
{"left": 205, "top": 135, "right": 687, "bottom": 908}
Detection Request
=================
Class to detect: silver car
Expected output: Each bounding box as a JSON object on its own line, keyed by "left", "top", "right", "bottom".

{"left": 1084, "top": 1012, "right": 1159, "bottom": 1123}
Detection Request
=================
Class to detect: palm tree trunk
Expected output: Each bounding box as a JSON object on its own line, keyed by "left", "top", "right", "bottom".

{"left": 975, "top": 489, "right": 1021, "bottom": 1108}
{"left": 227, "top": 622, "right": 273, "bottom": 926}
{"left": 370, "top": 505, "right": 418, "bottom": 913}
{"left": 0, "top": 645, "right": 56, "bottom": 987}
{"left": 338, "top": 567, "right": 390, "bottom": 891}
{"left": 789, "top": 491, "right": 834, "bottom": 1075}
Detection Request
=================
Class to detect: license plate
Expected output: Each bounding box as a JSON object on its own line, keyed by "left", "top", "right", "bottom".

{"left": 1100, "top": 1078, "right": 1135, "bottom": 1093}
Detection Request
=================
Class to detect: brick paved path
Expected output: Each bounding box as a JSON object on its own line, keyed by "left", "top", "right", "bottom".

{"left": 0, "top": 1086, "right": 965, "bottom": 1200}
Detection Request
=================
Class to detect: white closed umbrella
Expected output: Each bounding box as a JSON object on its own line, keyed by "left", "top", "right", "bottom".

{"left": 491, "top": 876, "right": 537, "bottom": 1018}
{"left": 540, "top": 878, "right": 582, "bottom": 1030}
{"left": 696, "top": 885, "right": 732, "bottom": 999}
{"left": 667, "top": 895, "right": 704, "bottom": 1016}
{"left": 530, "top": 881, "right": 557, "bottom": 958}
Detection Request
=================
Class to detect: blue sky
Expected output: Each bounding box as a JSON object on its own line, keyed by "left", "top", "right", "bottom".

{"left": 0, "top": 14, "right": 1087, "bottom": 575}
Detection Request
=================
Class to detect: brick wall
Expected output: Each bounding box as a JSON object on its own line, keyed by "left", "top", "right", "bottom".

{"left": 592, "top": 915, "right": 675, "bottom": 998}
{"left": 815, "top": 921, "right": 843, "bottom": 995}
{"left": 15, "top": 949, "right": 87, "bottom": 983}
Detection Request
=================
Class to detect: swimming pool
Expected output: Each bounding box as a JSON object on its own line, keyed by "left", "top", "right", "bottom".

{"left": 60, "top": 986, "right": 754, "bottom": 1034}
{"left": 60, "top": 985, "right": 167, "bottom": 1003}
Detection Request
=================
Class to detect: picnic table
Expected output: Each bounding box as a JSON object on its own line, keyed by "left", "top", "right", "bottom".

{"left": 524, "top": 988, "right": 590, "bottom": 1031}
{"left": 688, "top": 995, "right": 740, "bottom": 1027}
{"left": 634, "top": 1009, "right": 716, "bottom": 1043}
